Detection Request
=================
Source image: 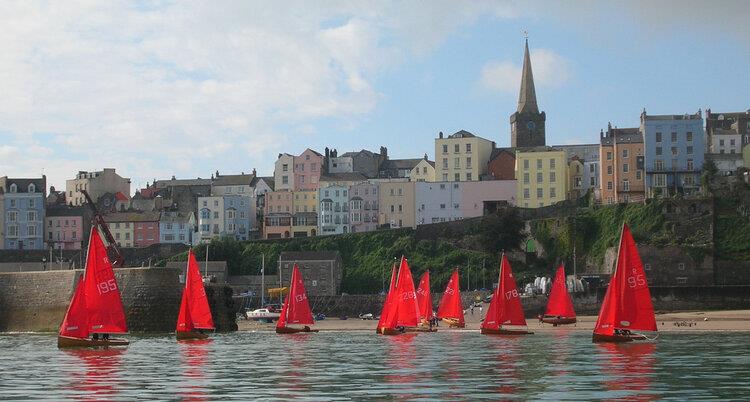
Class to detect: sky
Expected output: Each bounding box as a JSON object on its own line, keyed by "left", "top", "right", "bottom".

{"left": 1, "top": 0, "right": 749, "bottom": 193}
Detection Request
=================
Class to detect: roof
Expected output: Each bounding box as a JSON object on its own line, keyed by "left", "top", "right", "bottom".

{"left": 0, "top": 177, "right": 46, "bottom": 194}
{"left": 115, "top": 191, "right": 129, "bottom": 201}
{"left": 380, "top": 158, "right": 423, "bottom": 170}
{"left": 213, "top": 173, "right": 256, "bottom": 186}
{"left": 154, "top": 178, "right": 213, "bottom": 188}
{"left": 713, "top": 128, "right": 741, "bottom": 136}
{"left": 46, "top": 205, "right": 87, "bottom": 217}
{"left": 251, "top": 176, "right": 275, "bottom": 190}
{"left": 517, "top": 39, "right": 539, "bottom": 114}
{"left": 489, "top": 147, "right": 516, "bottom": 161}
{"left": 159, "top": 211, "right": 194, "bottom": 223}
{"left": 103, "top": 211, "right": 161, "bottom": 223}
{"left": 643, "top": 112, "right": 702, "bottom": 121}
{"left": 301, "top": 148, "right": 323, "bottom": 157}
{"left": 279, "top": 251, "right": 341, "bottom": 262}
{"left": 319, "top": 172, "right": 368, "bottom": 182}
{"left": 340, "top": 149, "right": 380, "bottom": 158}
{"left": 447, "top": 129, "right": 475, "bottom": 139}
{"left": 601, "top": 127, "right": 643, "bottom": 145}
{"left": 515, "top": 146, "right": 564, "bottom": 154}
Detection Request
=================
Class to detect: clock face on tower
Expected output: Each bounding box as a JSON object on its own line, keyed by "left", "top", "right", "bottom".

{"left": 527, "top": 121, "right": 535, "bottom": 130}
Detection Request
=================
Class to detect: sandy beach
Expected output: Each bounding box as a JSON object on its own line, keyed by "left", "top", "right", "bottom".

{"left": 238, "top": 309, "right": 750, "bottom": 333}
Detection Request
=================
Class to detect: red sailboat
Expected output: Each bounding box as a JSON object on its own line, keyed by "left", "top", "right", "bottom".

{"left": 538, "top": 265, "right": 577, "bottom": 326}
{"left": 380, "top": 257, "right": 421, "bottom": 336}
{"left": 376, "top": 263, "right": 398, "bottom": 334}
{"left": 481, "top": 254, "right": 533, "bottom": 335}
{"left": 437, "top": 270, "right": 465, "bottom": 328}
{"left": 593, "top": 223, "right": 657, "bottom": 343}
{"left": 416, "top": 270, "right": 434, "bottom": 325}
{"left": 176, "top": 250, "right": 215, "bottom": 340}
{"left": 276, "top": 264, "right": 318, "bottom": 334}
{"left": 58, "top": 227, "right": 129, "bottom": 348}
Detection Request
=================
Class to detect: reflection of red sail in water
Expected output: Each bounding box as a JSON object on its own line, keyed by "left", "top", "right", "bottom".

{"left": 64, "top": 347, "right": 124, "bottom": 400}
{"left": 278, "top": 332, "right": 311, "bottom": 398}
{"left": 593, "top": 223, "right": 657, "bottom": 343}
{"left": 486, "top": 337, "right": 521, "bottom": 397}
{"left": 598, "top": 342, "right": 657, "bottom": 400}
{"left": 384, "top": 332, "right": 419, "bottom": 397}
{"left": 178, "top": 339, "right": 211, "bottom": 401}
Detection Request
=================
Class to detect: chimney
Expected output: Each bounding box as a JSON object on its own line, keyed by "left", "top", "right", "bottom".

{"left": 252, "top": 168, "right": 257, "bottom": 176}
{"left": 381, "top": 146, "right": 388, "bottom": 159}
{"left": 439, "top": 131, "right": 443, "bottom": 139}
{"left": 215, "top": 170, "right": 219, "bottom": 177}
{"left": 325, "top": 147, "right": 330, "bottom": 158}
{"left": 424, "top": 153, "right": 428, "bottom": 160}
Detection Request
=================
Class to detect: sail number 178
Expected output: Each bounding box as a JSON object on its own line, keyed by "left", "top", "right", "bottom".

{"left": 97, "top": 279, "right": 118, "bottom": 294}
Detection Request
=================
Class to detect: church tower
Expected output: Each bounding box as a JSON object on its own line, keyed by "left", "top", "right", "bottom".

{"left": 510, "top": 38, "right": 546, "bottom": 148}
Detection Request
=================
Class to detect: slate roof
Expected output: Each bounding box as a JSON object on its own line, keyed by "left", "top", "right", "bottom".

{"left": 104, "top": 211, "right": 161, "bottom": 223}
{"left": 379, "top": 158, "right": 423, "bottom": 170}
{"left": 489, "top": 147, "right": 515, "bottom": 161}
{"left": 46, "top": 205, "right": 87, "bottom": 217}
{"left": 319, "top": 172, "right": 369, "bottom": 182}
{"left": 0, "top": 177, "right": 46, "bottom": 194}
{"left": 447, "top": 129, "right": 476, "bottom": 139}
{"left": 601, "top": 128, "right": 643, "bottom": 145}
{"left": 213, "top": 173, "right": 256, "bottom": 186}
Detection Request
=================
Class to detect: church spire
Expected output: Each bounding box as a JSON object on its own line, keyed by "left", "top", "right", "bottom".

{"left": 517, "top": 38, "right": 539, "bottom": 114}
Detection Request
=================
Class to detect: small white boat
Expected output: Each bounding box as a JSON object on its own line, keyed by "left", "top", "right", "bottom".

{"left": 245, "top": 308, "right": 281, "bottom": 321}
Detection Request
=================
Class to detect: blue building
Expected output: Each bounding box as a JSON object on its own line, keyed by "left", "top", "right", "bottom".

{"left": 159, "top": 211, "right": 195, "bottom": 245}
{"left": 641, "top": 110, "right": 705, "bottom": 198}
{"left": 223, "top": 195, "right": 253, "bottom": 241}
{"left": 318, "top": 184, "right": 350, "bottom": 235}
{"left": 1, "top": 176, "right": 46, "bottom": 250}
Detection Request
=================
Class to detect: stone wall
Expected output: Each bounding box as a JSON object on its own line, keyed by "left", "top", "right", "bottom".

{"left": 0, "top": 267, "right": 236, "bottom": 333}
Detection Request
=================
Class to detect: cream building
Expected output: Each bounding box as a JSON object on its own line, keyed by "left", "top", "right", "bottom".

{"left": 292, "top": 189, "right": 318, "bottom": 237}
{"left": 410, "top": 159, "right": 435, "bottom": 182}
{"left": 515, "top": 148, "right": 568, "bottom": 208}
{"left": 434, "top": 130, "right": 494, "bottom": 182}
{"left": 274, "top": 153, "right": 295, "bottom": 192}
{"left": 66, "top": 168, "right": 130, "bottom": 206}
{"left": 377, "top": 180, "right": 415, "bottom": 229}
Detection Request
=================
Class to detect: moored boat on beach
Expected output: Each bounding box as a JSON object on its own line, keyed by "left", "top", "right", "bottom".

{"left": 176, "top": 250, "right": 215, "bottom": 341}
{"left": 58, "top": 228, "right": 129, "bottom": 348}
{"left": 481, "top": 254, "right": 533, "bottom": 336}
{"left": 538, "top": 264, "right": 577, "bottom": 326}
{"left": 592, "top": 223, "right": 657, "bottom": 343}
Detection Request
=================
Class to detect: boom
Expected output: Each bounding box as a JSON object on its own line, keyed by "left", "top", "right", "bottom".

{"left": 80, "top": 189, "right": 124, "bottom": 267}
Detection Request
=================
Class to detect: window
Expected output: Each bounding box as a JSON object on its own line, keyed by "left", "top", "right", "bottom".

{"left": 536, "top": 172, "right": 543, "bottom": 183}
{"left": 686, "top": 132, "right": 693, "bottom": 142}
{"left": 523, "top": 188, "right": 530, "bottom": 199}
{"left": 454, "top": 144, "right": 459, "bottom": 153}
{"left": 442, "top": 158, "right": 448, "bottom": 170}
{"left": 213, "top": 212, "right": 219, "bottom": 218}
{"left": 550, "top": 188, "right": 556, "bottom": 198}
{"left": 396, "top": 188, "right": 401, "bottom": 196}
{"left": 536, "top": 159, "right": 542, "bottom": 169}
{"left": 466, "top": 173, "right": 472, "bottom": 181}
{"left": 671, "top": 132, "right": 677, "bottom": 142}
{"left": 390, "top": 205, "right": 394, "bottom": 213}
{"left": 282, "top": 164, "right": 288, "bottom": 172}
{"left": 282, "top": 175, "right": 289, "bottom": 185}
{"left": 607, "top": 166, "right": 613, "bottom": 175}
{"left": 550, "top": 159, "right": 556, "bottom": 169}
{"left": 590, "top": 164, "right": 595, "bottom": 173}
{"left": 655, "top": 132, "right": 662, "bottom": 142}
{"left": 7, "top": 225, "right": 18, "bottom": 237}
{"left": 453, "top": 183, "right": 459, "bottom": 189}
{"left": 398, "top": 204, "right": 403, "bottom": 212}
{"left": 440, "top": 203, "right": 446, "bottom": 209}
{"left": 536, "top": 188, "right": 543, "bottom": 198}
{"left": 623, "top": 163, "right": 629, "bottom": 173}
{"left": 442, "top": 173, "right": 448, "bottom": 181}
{"left": 678, "top": 263, "right": 685, "bottom": 271}
{"left": 590, "top": 177, "right": 596, "bottom": 186}
{"left": 29, "top": 198, "right": 35, "bottom": 208}
{"left": 442, "top": 144, "right": 448, "bottom": 153}
{"left": 687, "top": 159, "right": 694, "bottom": 171}
{"left": 676, "top": 277, "right": 687, "bottom": 285}
{"left": 523, "top": 160, "right": 529, "bottom": 170}
{"left": 10, "top": 199, "right": 15, "bottom": 208}
{"left": 622, "top": 149, "right": 629, "bottom": 158}
{"left": 607, "top": 181, "right": 613, "bottom": 190}
{"left": 454, "top": 173, "right": 460, "bottom": 181}
{"left": 607, "top": 152, "right": 612, "bottom": 161}
{"left": 686, "top": 146, "right": 693, "bottom": 155}
{"left": 523, "top": 173, "right": 530, "bottom": 184}
{"left": 27, "top": 225, "right": 36, "bottom": 237}
{"left": 656, "top": 147, "right": 662, "bottom": 156}
{"left": 654, "top": 174, "right": 667, "bottom": 187}
{"left": 466, "top": 157, "right": 471, "bottom": 168}
{"left": 549, "top": 172, "right": 556, "bottom": 182}
{"left": 655, "top": 160, "right": 664, "bottom": 171}
{"left": 644, "top": 263, "right": 651, "bottom": 271}
{"left": 684, "top": 175, "right": 695, "bottom": 186}
{"left": 671, "top": 147, "right": 678, "bottom": 156}
{"left": 9, "top": 183, "right": 17, "bottom": 193}
{"left": 439, "top": 184, "right": 446, "bottom": 189}
{"left": 623, "top": 179, "right": 630, "bottom": 191}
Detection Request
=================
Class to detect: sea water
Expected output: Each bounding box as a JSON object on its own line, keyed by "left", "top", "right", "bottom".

{"left": 1, "top": 331, "right": 748, "bottom": 400}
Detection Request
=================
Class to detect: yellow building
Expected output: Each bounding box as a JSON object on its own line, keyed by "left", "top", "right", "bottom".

{"left": 377, "top": 180, "right": 415, "bottom": 228}
{"left": 567, "top": 158, "right": 585, "bottom": 200}
{"left": 410, "top": 159, "right": 436, "bottom": 182}
{"left": 104, "top": 215, "right": 134, "bottom": 248}
{"left": 291, "top": 190, "right": 318, "bottom": 237}
{"left": 434, "top": 130, "right": 494, "bottom": 182}
{"left": 515, "top": 148, "right": 568, "bottom": 208}
{"left": 744, "top": 144, "right": 750, "bottom": 168}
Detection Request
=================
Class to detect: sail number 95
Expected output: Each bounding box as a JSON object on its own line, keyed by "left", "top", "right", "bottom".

{"left": 627, "top": 275, "right": 646, "bottom": 288}
{"left": 97, "top": 279, "right": 118, "bottom": 294}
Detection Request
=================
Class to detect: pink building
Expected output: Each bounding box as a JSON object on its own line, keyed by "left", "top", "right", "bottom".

{"left": 264, "top": 190, "right": 293, "bottom": 238}
{"left": 294, "top": 149, "right": 324, "bottom": 191}
{"left": 45, "top": 206, "right": 86, "bottom": 250}
{"left": 460, "top": 180, "right": 517, "bottom": 218}
{"left": 133, "top": 212, "right": 161, "bottom": 248}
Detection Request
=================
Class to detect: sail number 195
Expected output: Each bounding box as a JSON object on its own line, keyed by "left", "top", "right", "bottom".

{"left": 97, "top": 279, "right": 118, "bottom": 294}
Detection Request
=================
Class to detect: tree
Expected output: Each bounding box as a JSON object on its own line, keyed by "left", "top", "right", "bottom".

{"left": 478, "top": 208, "right": 525, "bottom": 255}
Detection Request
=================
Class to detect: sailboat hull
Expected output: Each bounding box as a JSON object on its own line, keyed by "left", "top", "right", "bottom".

{"left": 176, "top": 330, "right": 210, "bottom": 340}
{"left": 276, "top": 326, "right": 319, "bottom": 334}
{"left": 538, "top": 316, "right": 577, "bottom": 326}
{"left": 442, "top": 318, "right": 465, "bottom": 328}
{"left": 480, "top": 327, "right": 534, "bottom": 336}
{"left": 404, "top": 326, "right": 437, "bottom": 333}
{"left": 57, "top": 335, "right": 129, "bottom": 348}
{"left": 380, "top": 328, "right": 407, "bottom": 336}
{"left": 592, "top": 332, "right": 648, "bottom": 343}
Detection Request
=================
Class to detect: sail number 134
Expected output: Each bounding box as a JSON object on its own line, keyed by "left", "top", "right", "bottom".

{"left": 97, "top": 279, "right": 118, "bottom": 294}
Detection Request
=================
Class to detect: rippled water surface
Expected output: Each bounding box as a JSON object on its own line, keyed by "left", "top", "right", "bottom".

{"left": 1, "top": 331, "right": 749, "bottom": 400}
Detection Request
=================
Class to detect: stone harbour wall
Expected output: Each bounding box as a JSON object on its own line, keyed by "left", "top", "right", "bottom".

{"left": 0, "top": 268, "right": 236, "bottom": 333}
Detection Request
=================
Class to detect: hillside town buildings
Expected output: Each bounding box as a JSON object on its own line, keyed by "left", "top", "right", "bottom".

{"left": 66, "top": 168, "right": 130, "bottom": 206}
{"left": 0, "top": 176, "right": 46, "bottom": 250}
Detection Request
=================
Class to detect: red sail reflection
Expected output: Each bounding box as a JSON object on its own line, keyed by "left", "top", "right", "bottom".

{"left": 598, "top": 342, "right": 658, "bottom": 400}
{"left": 384, "top": 333, "right": 419, "bottom": 399}
{"left": 64, "top": 348, "right": 124, "bottom": 401}
{"left": 179, "top": 339, "right": 211, "bottom": 402}
{"left": 486, "top": 336, "right": 522, "bottom": 397}
{"left": 278, "top": 334, "right": 311, "bottom": 398}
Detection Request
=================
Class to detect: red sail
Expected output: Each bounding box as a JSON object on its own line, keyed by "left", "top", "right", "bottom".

{"left": 437, "top": 270, "right": 464, "bottom": 325}
{"left": 394, "top": 258, "right": 421, "bottom": 328}
{"left": 177, "top": 250, "right": 215, "bottom": 332}
{"left": 83, "top": 228, "right": 128, "bottom": 334}
{"left": 59, "top": 275, "right": 89, "bottom": 339}
{"left": 545, "top": 265, "right": 576, "bottom": 318}
{"left": 377, "top": 263, "right": 398, "bottom": 330}
{"left": 277, "top": 264, "right": 314, "bottom": 329}
{"left": 594, "top": 224, "right": 657, "bottom": 336}
{"left": 482, "top": 255, "right": 526, "bottom": 329}
{"left": 416, "top": 271, "right": 433, "bottom": 321}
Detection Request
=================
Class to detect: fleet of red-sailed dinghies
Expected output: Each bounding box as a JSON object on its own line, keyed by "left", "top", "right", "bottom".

{"left": 57, "top": 222, "right": 657, "bottom": 345}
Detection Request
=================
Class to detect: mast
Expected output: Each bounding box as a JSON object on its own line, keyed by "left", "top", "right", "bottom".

{"left": 261, "top": 253, "right": 265, "bottom": 307}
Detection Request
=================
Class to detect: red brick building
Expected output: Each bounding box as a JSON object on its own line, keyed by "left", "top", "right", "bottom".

{"left": 486, "top": 148, "right": 516, "bottom": 180}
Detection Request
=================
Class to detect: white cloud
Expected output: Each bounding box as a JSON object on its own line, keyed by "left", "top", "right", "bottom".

{"left": 0, "top": 1, "right": 519, "bottom": 191}
{"left": 479, "top": 49, "right": 573, "bottom": 94}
